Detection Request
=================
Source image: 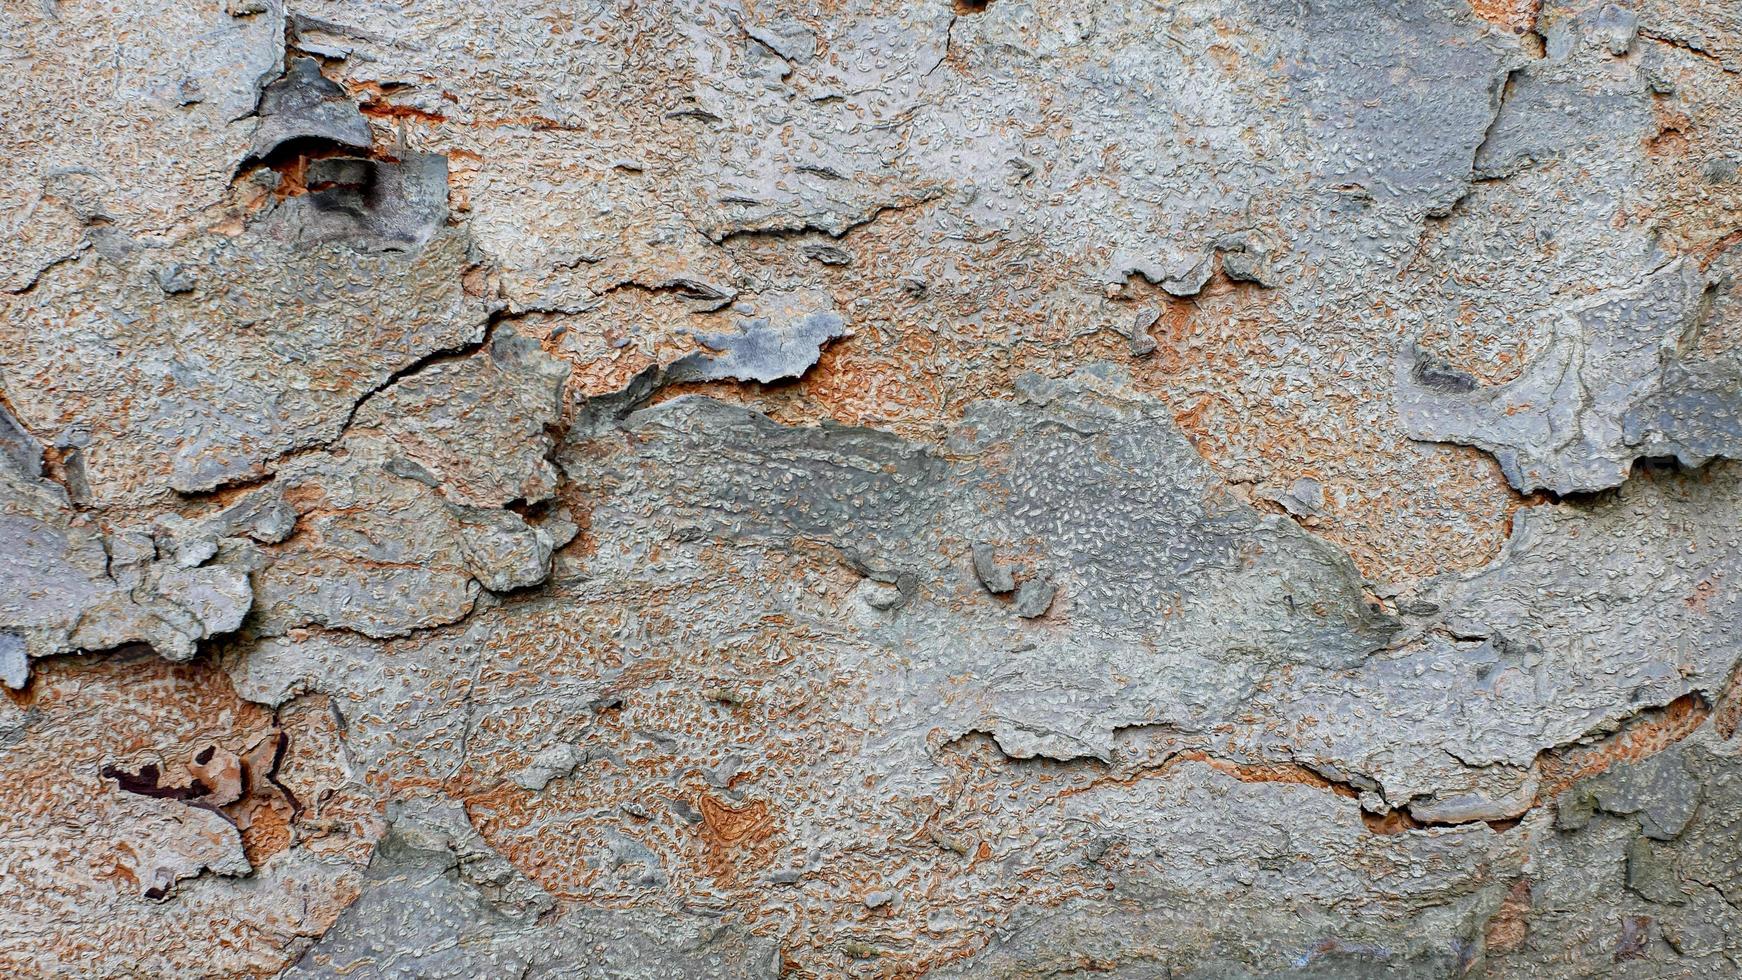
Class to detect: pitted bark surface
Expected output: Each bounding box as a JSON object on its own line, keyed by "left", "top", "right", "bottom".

{"left": 4, "top": 0, "right": 1742, "bottom": 976}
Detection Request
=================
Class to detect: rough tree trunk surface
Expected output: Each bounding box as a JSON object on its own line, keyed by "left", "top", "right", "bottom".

{"left": 3, "top": 0, "right": 1741, "bottom": 976}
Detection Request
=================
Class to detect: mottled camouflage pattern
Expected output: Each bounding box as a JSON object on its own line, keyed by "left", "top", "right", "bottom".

{"left": 3, "top": 0, "right": 1741, "bottom": 976}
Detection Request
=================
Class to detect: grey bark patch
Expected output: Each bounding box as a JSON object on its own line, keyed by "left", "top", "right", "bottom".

{"left": 1471, "top": 64, "right": 1654, "bottom": 182}
{"left": 1273, "top": 463, "right": 1742, "bottom": 813}
{"left": 1623, "top": 358, "right": 1742, "bottom": 471}
{"left": 0, "top": 402, "right": 43, "bottom": 481}
{"left": 1117, "top": 251, "right": 1214, "bottom": 298}
{"left": 252, "top": 451, "right": 564, "bottom": 639}
{"left": 345, "top": 324, "right": 569, "bottom": 509}
{"left": 744, "top": 16, "right": 817, "bottom": 64}
{"left": 1217, "top": 233, "right": 1280, "bottom": 287}
{"left": 801, "top": 243, "right": 851, "bottom": 265}
{"left": 1273, "top": 0, "right": 1522, "bottom": 216}
{"left": 1626, "top": 836, "right": 1688, "bottom": 905}
{"left": 971, "top": 542, "right": 1016, "bottom": 594}
{"left": 153, "top": 263, "right": 195, "bottom": 295}
{"left": 285, "top": 798, "right": 780, "bottom": 979}
{"left": 510, "top": 744, "right": 583, "bottom": 791}
{"left": 574, "top": 368, "right": 1397, "bottom": 765}
{"left": 860, "top": 579, "right": 906, "bottom": 611}
{"left": 1594, "top": 3, "right": 1640, "bottom": 56}
{"left": 268, "top": 152, "right": 452, "bottom": 253}
{"left": 0, "top": 472, "right": 255, "bottom": 662}
{"left": 0, "top": 632, "right": 27, "bottom": 689}
{"left": 1013, "top": 577, "right": 1056, "bottom": 619}
{"left": 1397, "top": 259, "right": 1739, "bottom": 493}
{"left": 668, "top": 291, "right": 848, "bottom": 384}
{"left": 1268, "top": 476, "right": 1325, "bottom": 518}
{"left": 1565, "top": 746, "right": 1704, "bottom": 842}
{"left": 453, "top": 506, "right": 559, "bottom": 593}
{"left": 246, "top": 57, "right": 372, "bottom": 163}
{"left": 1128, "top": 307, "right": 1160, "bottom": 357}
{"left": 0, "top": 218, "right": 486, "bottom": 505}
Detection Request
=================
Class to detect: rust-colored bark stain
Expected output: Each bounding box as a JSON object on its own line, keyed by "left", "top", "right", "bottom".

{"left": 1714, "top": 661, "right": 1742, "bottom": 741}
{"left": 1537, "top": 693, "right": 1712, "bottom": 797}
{"left": 696, "top": 793, "right": 779, "bottom": 882}
{"left": 1484, "top": 877, "right": 1535, "bottom": 955}
{"left": 1468, "top": 0, "right": 1542, "bottom": 34}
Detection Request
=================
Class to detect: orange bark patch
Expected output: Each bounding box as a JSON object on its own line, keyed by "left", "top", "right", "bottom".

{"left": 1172, "top": 751, "right": 1359, "bottom": 798}
{"left": 1468, "top": 0, "right": 1540, "bottom": 35}
{"left": 1684, "top": 575, "right": 1720, "bottom": 612}
{"left": 697, "top": 792, "right": 779, "bottom": 881}
{"left": 1485, "top": 877, "right": 1534, "bottom": 954}
{"left": 1713, "top": 662, "right": 1742, "bottom": 741}
{"left": 359, "top": 101, "right": 450, "bottom": 124}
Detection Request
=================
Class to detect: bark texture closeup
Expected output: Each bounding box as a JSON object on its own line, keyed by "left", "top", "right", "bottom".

{"left": 3, "top": 0, "right": 1742, "bottom": 976}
